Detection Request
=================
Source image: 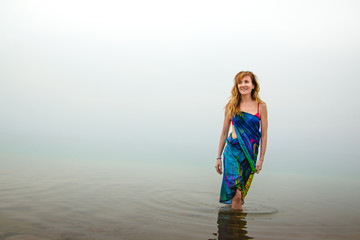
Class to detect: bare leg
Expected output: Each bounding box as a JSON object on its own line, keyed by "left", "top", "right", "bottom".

{"left": 231, "top": 188, "right": 243, "bottom": 210}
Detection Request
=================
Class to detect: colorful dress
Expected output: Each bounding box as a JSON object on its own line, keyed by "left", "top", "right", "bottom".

{"left": 219, "top": 105, "right": 261, "bottom": 204}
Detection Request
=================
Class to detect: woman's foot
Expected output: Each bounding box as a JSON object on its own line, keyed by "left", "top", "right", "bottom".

{"left": 231, "top": 204, "right": 243, "bottom": 211}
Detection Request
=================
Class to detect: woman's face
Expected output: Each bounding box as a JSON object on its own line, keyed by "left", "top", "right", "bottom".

{"left": 237, "top": 75, "right": 254, "bottom": 96}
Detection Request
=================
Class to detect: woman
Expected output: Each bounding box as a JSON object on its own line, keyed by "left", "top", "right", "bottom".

{"left": 215, "top": 71, "right": 268, "bottom": 210}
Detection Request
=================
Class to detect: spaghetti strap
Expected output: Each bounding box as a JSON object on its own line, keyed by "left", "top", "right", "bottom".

{"left": 254, "top": 102, "right": 260, "bottom": 119}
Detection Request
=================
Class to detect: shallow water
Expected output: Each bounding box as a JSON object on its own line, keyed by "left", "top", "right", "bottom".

{"left": 1, "top": 158, "right": 359, "bottom": 240}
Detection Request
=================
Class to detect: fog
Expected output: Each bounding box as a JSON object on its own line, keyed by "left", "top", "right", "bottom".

{"left": 1, "top": 0, "right": 359, "bottom": 176}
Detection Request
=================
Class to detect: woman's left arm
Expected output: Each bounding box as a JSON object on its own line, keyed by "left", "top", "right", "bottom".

{"left": 256, "top": 102, "right": 268, "bottom": 174}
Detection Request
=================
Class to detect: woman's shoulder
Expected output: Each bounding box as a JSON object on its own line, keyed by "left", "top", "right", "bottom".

{"left": 258, "top": 101, "right": 267, "bottom": 117}
{"left": 257, "top": 100, "right": 267, "bottom": 110}
{"left": 258, "top": 101, "right": 267, "bottom": 107}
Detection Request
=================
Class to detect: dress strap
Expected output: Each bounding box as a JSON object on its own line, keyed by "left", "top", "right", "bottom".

{"left": 255, "top": 102, "right": 261, "bottom": 119}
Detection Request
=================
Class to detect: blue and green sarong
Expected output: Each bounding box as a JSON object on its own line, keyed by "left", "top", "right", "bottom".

{"left": 220, "top": 112, "right": 261, "bottom": 204}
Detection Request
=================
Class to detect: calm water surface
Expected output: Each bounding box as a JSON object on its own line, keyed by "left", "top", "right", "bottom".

{"left": 0, "top": 158, "right": 359, "bottom": 240}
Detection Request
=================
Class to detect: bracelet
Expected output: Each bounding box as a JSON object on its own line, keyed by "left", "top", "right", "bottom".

{"left": 216, "top": 157, "right": 222, "bottom": 159}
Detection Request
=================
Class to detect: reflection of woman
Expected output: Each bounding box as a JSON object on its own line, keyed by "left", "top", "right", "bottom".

{"left": 215, "top": 71, "right": 268, "bottom": 210}
{"left": 217, "top": 207, "right": 252, "bottom": 240}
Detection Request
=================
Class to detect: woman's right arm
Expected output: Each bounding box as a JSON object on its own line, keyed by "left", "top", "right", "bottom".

{"left": 215, "top": 109, "right": 231, "bottom": 175}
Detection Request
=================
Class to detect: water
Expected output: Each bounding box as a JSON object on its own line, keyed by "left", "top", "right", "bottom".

{"left": 1, "top": 157, "right": 360, "bottom": 240}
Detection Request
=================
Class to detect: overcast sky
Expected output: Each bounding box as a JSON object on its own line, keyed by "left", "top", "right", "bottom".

{"left": 1, "top": 0, "right": 359, "bottom": 173}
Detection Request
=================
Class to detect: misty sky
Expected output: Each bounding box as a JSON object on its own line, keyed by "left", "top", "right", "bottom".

{"left": 1, "top": 0, "right": 360, "bottom": 174}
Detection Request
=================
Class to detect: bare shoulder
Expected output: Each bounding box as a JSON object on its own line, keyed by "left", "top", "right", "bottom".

{"left": 259, "top": 101, "right": 268, "bottom": 116}
{"left": 259, "top": 101, "right": 267, "bottom": 110}
{"left": 224, "top": 105, "right": 231, "bottom": 120}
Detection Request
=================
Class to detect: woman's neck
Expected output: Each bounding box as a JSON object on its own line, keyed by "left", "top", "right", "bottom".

{"left": 240, "top": 94, "right": 253, "bottom": 103}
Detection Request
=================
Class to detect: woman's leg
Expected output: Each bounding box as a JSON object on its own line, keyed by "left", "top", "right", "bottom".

{"left": 231, "top": 188, "right": 243, "bottom": 210}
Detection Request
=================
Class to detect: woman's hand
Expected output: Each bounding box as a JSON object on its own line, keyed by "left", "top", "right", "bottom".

{"left": 255, "top": 160, "right": 263, "bottom": 174}
{"left": 215, "top": 159, "right": 223, "bottom": 174}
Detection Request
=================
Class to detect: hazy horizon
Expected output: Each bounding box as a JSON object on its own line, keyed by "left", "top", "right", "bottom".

{"left": 1, "top": 0, "right": 360, "bottom": 177}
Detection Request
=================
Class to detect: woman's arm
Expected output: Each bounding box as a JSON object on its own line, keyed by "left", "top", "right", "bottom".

{"left": 256, "top": 102, "right": 268, "bottom": 174}
{"left": 215, "top": 109, "right": 231, "bottom": 174}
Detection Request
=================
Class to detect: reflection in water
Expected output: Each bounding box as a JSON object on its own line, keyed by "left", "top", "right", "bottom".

{"left": 217, "top": 207, "right": 253, "bottom": 240}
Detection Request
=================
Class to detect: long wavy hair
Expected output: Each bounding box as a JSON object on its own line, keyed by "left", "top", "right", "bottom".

{"left": 226, "top": 71, "right": 262, "bottom": 118}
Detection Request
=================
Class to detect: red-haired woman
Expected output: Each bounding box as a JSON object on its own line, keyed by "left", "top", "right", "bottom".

{"left": 215, "top": 71, "right": 268, "bottom": 210}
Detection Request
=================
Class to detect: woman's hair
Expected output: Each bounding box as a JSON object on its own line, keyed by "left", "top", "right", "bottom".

{"left": 226, "top": 71, "right": 262, "bottom": 118}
